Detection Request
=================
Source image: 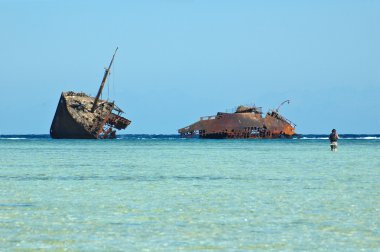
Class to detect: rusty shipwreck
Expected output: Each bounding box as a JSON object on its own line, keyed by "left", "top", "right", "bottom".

{"left": 50, "top": 48, "right": 131, "bottom": 139}
{"left": 178, "top": 100, "right": 296, "bottom": 139}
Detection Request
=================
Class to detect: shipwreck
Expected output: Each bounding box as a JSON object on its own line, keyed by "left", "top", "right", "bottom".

{"left": 178, "top": 100, "right": 296, "bottom": 139}
{"left": 50, "top": 48, "right": 131, "bottom": 139}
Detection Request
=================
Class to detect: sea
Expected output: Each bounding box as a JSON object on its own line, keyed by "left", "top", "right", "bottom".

{"left": 0, "top": 134, "right": 379, "bottom": 251}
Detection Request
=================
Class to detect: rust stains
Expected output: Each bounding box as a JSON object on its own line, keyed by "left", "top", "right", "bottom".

{"left": 178, "top": 102, "right": 296, "bottom": 139}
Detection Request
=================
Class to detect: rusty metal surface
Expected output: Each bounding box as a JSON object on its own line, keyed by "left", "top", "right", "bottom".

{"left": 178, "top": 104, "right": 296, "bottom": 139}
{"left": 50, "top": 93, "right": 96, "bottom": 139}
{"left": 108, "top": 113, "right": 131, "bottom": 130}
{"left": 50, "top": 92, "right": 131, "bottom": 139}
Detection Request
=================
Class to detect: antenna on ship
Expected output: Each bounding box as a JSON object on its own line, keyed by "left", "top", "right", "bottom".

{"left": 276, "top": 100, "right": 290, "bottom": 112}
{"left": 91, "top": 47, "right": 118, "bottom": 113}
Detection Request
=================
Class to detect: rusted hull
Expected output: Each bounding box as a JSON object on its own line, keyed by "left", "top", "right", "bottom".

{"left": 50, "top": 94, "right": 97, "bottom": 139}
{"left": 199, "top": 133, "right": 294, "bottom": 139}
{"left": 50, "top": 92, "right": 131, "bottom": 139}
{"left": 178, "top": 105, "right": 296, "bottom": 139}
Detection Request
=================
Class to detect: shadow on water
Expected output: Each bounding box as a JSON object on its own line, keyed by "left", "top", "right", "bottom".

{"left": 0, "top": 203, "right": 34, "bottom": 208}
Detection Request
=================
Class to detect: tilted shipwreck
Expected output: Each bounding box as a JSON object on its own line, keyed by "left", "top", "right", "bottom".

{"left": 50, "top": 48, "right": 131, "bottom": 139}
{"left": 178, "top": 100, "right": 296, "bottom": 139}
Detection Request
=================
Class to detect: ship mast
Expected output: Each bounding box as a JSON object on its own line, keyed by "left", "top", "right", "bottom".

{"left": 276, "top": 100, "right": 290, "bottom": 112}
{"left": 91, "top": 47, "right": 118, "bottom": 113}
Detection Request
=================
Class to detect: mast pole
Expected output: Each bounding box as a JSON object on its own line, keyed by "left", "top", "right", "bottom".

{"left": 91, "top": 47, "right": 118, "bottom": 113}
{"left": 276, "top": 100, "right": 290, "bottom": 112}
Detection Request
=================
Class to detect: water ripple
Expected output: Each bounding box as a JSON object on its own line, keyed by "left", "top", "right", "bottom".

{"left": 0, "top": 175, "right": 248, "bottom": 182}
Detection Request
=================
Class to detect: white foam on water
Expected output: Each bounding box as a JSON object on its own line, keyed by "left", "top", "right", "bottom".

{"left": 301, "top": 137, "right": 329, "bottom": 140}
{"left": 0, "top": 137, "right": 28, "bottom": 140}
{"left": 359, "top": 137, "right": 380, "bottom": 140}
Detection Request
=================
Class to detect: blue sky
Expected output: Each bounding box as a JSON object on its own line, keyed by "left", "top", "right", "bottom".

{"left": 0, "top": 0, "right": 379, "bottom": 134}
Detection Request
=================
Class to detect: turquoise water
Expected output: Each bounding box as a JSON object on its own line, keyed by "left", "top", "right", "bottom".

{"left": 0, "top": 136, "right": 379, "bottom": 251}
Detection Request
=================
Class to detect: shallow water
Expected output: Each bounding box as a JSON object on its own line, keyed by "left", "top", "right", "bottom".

{"left": 0, "top": 136, "right": 379, "bottom": 251}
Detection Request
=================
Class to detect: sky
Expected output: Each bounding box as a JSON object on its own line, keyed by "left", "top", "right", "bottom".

{"left": 0, "top": 0, "right": 379, "bottom": 134}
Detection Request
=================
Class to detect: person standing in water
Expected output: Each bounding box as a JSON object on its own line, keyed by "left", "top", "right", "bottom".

{"left": 329, "top": 129, "right": 339, "bottom": 151}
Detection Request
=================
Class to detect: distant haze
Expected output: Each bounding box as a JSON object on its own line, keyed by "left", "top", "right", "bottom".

{"left": 0, "top": 0, "right": 379, "bottom": 134}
